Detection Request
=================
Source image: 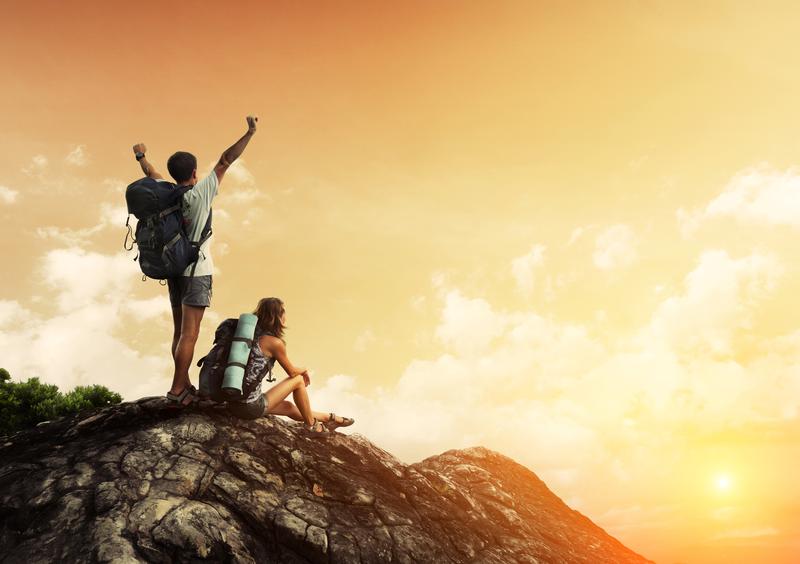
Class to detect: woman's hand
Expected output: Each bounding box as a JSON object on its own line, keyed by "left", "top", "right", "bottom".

{"left": 295, "top": 368, "right": 311, "bottom": 387}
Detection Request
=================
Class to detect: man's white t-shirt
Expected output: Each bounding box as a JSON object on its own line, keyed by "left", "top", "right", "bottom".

{"left": 157, "top": 173, "right": 218, "bottom": 277}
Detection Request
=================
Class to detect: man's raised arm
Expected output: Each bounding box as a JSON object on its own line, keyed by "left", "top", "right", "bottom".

{"left": 214, "top": 115, "right": 258, "bottom": 183}
{"left": 132, "top": 143, "right": 164, "bottom": 180}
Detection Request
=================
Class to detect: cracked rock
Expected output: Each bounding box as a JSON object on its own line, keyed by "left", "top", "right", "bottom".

{"left": 0, "top": 398, "right": 652, "bottom": 563}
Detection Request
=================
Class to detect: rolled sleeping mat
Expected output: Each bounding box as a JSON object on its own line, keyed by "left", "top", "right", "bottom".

{"left": 222, "top": 313, "right": 258, "bottom": 399}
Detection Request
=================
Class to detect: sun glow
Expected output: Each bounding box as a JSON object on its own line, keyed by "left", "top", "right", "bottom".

{"left": 715, "top": 474, "right": 733, "bottom": 493}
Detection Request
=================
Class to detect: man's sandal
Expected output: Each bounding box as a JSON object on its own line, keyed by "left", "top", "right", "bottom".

{"left": 325, "top": 412, "right": 355, "bottom": 431}
{"left": 304, "top": 418, "right": 328, "bottom": 434}
{"left": 165, "top": 386, "right": 197, "bottom": 407}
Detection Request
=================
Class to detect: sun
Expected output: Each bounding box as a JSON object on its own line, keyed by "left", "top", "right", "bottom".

{"left": 714, "top": 474, "right": 733, "bottom": 492}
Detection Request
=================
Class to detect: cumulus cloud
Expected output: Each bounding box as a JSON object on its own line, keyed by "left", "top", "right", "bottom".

{"left": 0, "top": 300, "right": 28, "bottom": 326}
{"left": 210, "top": 159, "right": 270, "bottom": 205}
{"left": 434, "top": 290, "right": 507, "bottom": 355}
{"left": 22, "top": 154, "right": 48, "bottom": 176}
{"left": 567, "top": 225, "right": 589, "bottom": 246}
{"left": 102, "top": 178, "right": 127, "bottom": 194}
{"left": 313, "top": 248, "right": 798, "bottom": 538}
{"left": 593, "top": 224, "right": 638, "bottom": 270}
{"left": 0, "top": 185, "right": 19, "bottom": 204}
{"left": 65, "top": 144, "right": 89, "bottom": 167}
{"left": 226, "top": 159, "right": 255, "bottom": 186}
{"left": 710, "top": 527, "right": 780, "bottom": 541}
{"left": 0, "top": 247, "right": 173, "bottom": 399}
{"left": 679, "top": 165, "right": 800, "bottom": 236}
{"left": 225, "top": 188, "right": 266, "bottom": 204}
{"left": 353, "top": 329, "right": 376, "bottom": 352}
{"left": 646, "top": 250, "right": 782, "bottom": 357}
{"left": 511, "top": 244, "right": 546, "bottom": 296}
{"left": 36, "top": 203, "right": 130, "bottom": 246}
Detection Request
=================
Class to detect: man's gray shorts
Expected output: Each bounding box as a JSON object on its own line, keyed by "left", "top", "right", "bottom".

{"left": 167, "top": 275, "right": 212, "bottom": 308}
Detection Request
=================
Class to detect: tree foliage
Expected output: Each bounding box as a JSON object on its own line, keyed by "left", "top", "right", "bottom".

{"left": 0, "top": 368, "right": 122, "bottom": 435}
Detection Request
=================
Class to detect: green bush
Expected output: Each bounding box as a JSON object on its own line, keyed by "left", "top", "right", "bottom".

{"left": 0, "top": 368, "right": 122, "bottom": 435}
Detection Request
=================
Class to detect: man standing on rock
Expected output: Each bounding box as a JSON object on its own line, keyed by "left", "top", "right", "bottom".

{"left": 132, "top": 115, "right": 258, "bottom": 406}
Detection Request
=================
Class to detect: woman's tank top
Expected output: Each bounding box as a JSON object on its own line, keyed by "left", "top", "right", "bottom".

{"left": 237, "top": 325, "right": 277, "bottom": 404}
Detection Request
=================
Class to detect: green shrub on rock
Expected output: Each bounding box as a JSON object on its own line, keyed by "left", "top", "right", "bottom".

{"left": 0, "top": 368, "right": 121, "bottom": 435}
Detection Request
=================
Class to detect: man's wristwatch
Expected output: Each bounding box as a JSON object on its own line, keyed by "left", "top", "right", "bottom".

{"left": 135, "top": 152, "right": 145, "bottom": 161}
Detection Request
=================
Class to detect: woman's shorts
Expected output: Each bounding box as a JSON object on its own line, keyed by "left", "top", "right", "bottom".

{"left": 226, "top": 395, "right": 267, "bottom": 420}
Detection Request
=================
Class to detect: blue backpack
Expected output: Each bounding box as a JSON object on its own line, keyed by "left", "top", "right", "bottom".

{"left": 124, "top": 178, "right": 212, "bottom": 279}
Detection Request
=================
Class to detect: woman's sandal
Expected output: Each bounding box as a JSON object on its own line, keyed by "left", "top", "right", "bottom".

{"left": 166, "top": 385, "right": 197, "bottom": 408}
{"left": 325, "top": 412, "right": 355, "bottom": 431}
{"left": 304, "top": 418, "right": 328, "bottom": 434}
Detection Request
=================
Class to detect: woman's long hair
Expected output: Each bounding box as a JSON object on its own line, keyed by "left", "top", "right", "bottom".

{"left": 253, "top": 297, "right": 286, "bottom": 339}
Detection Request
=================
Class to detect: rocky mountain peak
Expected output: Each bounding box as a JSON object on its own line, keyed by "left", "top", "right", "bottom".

{"left": 0, "top": 398, "right": 652, "bottom": 563}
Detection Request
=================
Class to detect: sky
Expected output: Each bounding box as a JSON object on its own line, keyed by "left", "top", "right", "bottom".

{"left": 2, "top": 1, "right": 800, "bottom": 562}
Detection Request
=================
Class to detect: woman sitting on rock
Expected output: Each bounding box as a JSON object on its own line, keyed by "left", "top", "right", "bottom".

{"left": 225, "top": 297, "right": 354, "bottom": 434}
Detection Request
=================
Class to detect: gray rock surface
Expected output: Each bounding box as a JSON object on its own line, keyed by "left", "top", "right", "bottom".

{"left": 0, "top": 398, "right": 652, "bottom": 563}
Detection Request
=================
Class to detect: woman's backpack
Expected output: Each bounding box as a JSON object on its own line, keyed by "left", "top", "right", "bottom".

{"left": 197, "top": 319, "right": 237, "bottom": 402}
{"left": 124, "top": 177, "right": 211, "bottom": 279}
{"left": 198, "top": 318, "right": 276, "bottom": 402}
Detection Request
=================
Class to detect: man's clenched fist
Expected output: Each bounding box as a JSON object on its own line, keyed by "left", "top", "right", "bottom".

{"left": 246, "top": 116, "right": 258, "bottom": 134}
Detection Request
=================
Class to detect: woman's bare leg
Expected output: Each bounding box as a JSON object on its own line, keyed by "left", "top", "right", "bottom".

{"left": 268, "top": 400, "right": 331, "bottom": 423}
{"left": 265, "top": 375, "right": 315, "bottom": 425}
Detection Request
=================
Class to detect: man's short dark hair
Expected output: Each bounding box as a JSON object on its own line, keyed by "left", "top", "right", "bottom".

{"left": 167, "top": 151, "right": 197, "bottom": 183}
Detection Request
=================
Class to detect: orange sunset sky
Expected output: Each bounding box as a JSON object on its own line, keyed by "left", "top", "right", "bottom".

{"left": 2, "top": 1, "right": 800, "bottom": 562}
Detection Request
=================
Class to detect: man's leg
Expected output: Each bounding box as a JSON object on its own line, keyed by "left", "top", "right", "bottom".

{"left": 170, "top": 304, "right": 205, "bottom": 396}
{"left": 171, "top": 305, "right": 182, "bottom": 359}
{"left": 167, "top": 278, "right": 183, "bottom": 361}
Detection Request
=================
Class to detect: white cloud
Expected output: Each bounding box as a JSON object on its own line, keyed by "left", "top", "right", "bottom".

{"left": 0, "top": 185, "right": 18, "bottom": 204}
{"left": 434, "top": 290, "right": 507, "bottom": 355}
{"left": 312, "top": 250, "right": 800, "bottom": 539}
{"left": 567, "top": 225, "right": 589, "bottom": 246}
{"left": 0, "top": 300, "right": 28, "bottom": 327}
{"left": 0, "top": 247, "right": 174, "bottom": 400}
{"left": 224, "top": 188, "right": 267, "bottom": 204}
{"left": 42, "top": 248, "right": 131, "bottom": 305}
{"left": 121, "top": 296, "right": 170, "bottom": 323}
{"left": 226, "top": 159, "right": 255, "bottom": 186}
{"left": 711, "top": 506, "right": 737, "bottom": 521}
{"left": 36, "top": 202, "right": 131, "bottom": 246}
{"left": 211, "top": 159, "right": 270, "bottom": 205}
{"left": 216, "top": 242, "right": 231, "bottom": 257}
{"left": 511, "top": 244, "right": 546, "bottom": 296}
{"left": 353, "top": 329, "right": 376, "bottom": 352}
{"left": 65, "top": 144, "right": 89, "bottom": 167}
{"left": 593, "top": 224, "right": 638, "bottom": 270}
{"left": 22, "top": 154, "right": 48, "bottom": 176}
{"left": 628, "top": 155, "right": 649, "bottom": 171}
{"left": 679, "top": 165, "right": 800, "bottom": 235}
{"left": 646, "top": 250, "right": 782, "bottom": 357}
{"left": 598, "top": 505, "right": 677, "bottom": 534}
{"left": 710, "top": 527, "right": 779, "bottom": 541}
{"left": 102, "top": 178, "right": 127, "bottom": 194}
{"left": 410, "top": 295, "right": 427, "bottom": 311}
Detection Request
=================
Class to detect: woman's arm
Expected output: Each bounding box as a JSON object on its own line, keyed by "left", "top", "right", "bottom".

{"left": 260, "top": 335, "right": 309, "bottom": 383}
